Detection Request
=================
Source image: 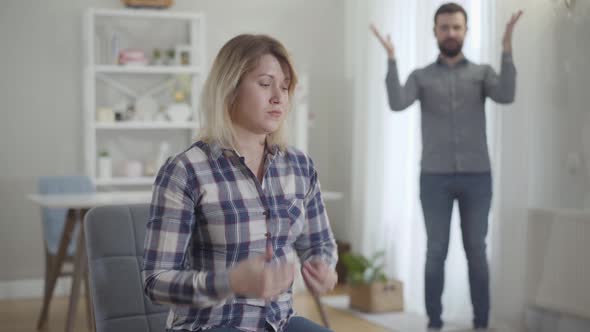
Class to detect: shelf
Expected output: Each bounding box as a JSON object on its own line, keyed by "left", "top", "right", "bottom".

{"left": 90, "top": 8, "right": 203, "bottom": 20}
{"left": 95, "top": 176, "right": 155, "bottom": 186}
{"left": 94, "top": 65, "right": 202, "bottom": 74}
{"left": 85, "top": 8, "right": 208, "bottom": 185}
{"left": 94, "top": 122, "right": 198, "bottom": 130}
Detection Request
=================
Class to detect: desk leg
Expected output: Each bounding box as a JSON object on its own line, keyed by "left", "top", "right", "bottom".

{"left": 37, "top": 209, "right": 77, "bottom": 330}
{"left": 80, "top": 209, "right": 95, "bottom": 332}
{"left": 312, "top": 292, "right": 330, "bottom": 328}
{"left": 65, "top": 209, "right": 89, "bottom": 332}
{"left": 83, "top": 267, "right": 94, "bottom": 331}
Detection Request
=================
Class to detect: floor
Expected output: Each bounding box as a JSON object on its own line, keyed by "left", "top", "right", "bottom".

{"left": 0, "top": 288, "right": 516, "bottom": 332}
{"left": 0, "top": 288, "right": 391, "bottom": 332}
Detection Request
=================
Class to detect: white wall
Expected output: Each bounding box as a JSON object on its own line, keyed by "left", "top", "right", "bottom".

{"left": 0, "top": 0, "right": 353, "bottom": 282}
{"left": 492, "top": 0, "right": 590, "bottom": 328}
{"left": 524, "top": 0, "right": 590, "bottom": 210}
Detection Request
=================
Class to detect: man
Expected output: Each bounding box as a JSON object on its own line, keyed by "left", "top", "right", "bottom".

{"left": 370, "top": 3, "right": 522, "bottom": 330}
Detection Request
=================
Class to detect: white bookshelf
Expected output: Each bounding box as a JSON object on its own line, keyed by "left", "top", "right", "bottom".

{"left": 94, "top": 65, "right": 203, "bottom": 74}
{"left": 94, "top": 122, "right": 198, "bottom": 130}
{"left": 83, "top": 8, "right": 316, "bottom": 191}
{"left": 83, "top": 8, "right": 206, "bottom": 187}
{"left": 92, "top": 8, "right": 203, "bottom": 20}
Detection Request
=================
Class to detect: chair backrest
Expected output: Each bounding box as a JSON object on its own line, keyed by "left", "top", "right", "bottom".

{"left": 84, "top": 204, "right": 169, "bottom": 332}
{"left": 38, "top": 175, "right": 95, "bottom": 255}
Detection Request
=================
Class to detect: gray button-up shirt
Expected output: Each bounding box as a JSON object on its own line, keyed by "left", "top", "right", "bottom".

{"left": 386, "top": 53, "right": 516, "bottom": 173}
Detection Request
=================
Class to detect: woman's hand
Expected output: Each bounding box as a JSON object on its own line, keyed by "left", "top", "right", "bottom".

{"left": 301, "top": 259, "right": 338, "bottom": 295}
{"left": 229, "top": 245, "right": 295, "bottom": 299}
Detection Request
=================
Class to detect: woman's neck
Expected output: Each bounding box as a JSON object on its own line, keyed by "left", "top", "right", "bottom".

{"left": 233, "top": 128, "right": 267, "bottom": 181}
{"left": 234, "top": 129, "right": 266, "bottom": 158}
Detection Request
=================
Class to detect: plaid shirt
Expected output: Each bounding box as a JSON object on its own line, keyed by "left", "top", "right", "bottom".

{"left": 142, "top": 141, "right": 338, "bottom": 332}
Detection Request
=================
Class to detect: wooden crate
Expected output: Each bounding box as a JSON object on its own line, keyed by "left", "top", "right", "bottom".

{"left": 349, "top": 279, "right": 404, "bottom": 313}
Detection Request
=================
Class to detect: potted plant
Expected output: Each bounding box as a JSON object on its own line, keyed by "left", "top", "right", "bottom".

{"left": 152, "top": 48, "right": 163, "bottom": 66}
{"left": 340, "top": 251, "right": 404, "bottom": 313}
{"left": 165, "top": 48, "right": 175, "bottom": 65}
{"left": 165, "top": 75, "right": 192, "bottom": 123}
{"left": 98, "top": 150, "right": 112, "bottom": 179}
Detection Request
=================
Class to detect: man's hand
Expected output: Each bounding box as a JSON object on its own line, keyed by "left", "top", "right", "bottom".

{"left": 301, "top": 260, "right": 338, "bottom": 295}
{"left": 229, "top": 245, "right": 295, "bottom": 299}
{"left": 502, "top": 10, "right": 523, "bottom": 53}
{"left": 370, "top": 23, "right": 395, "bottom": 59}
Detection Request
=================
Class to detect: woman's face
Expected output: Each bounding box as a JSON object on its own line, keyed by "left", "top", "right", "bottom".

{"left": 231, "top": 54, "right": 290, "bottom": 136}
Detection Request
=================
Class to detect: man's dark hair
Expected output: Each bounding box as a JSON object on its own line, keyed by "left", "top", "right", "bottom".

{"left": 434, "top": 2, "right": 468, "bottom": 25}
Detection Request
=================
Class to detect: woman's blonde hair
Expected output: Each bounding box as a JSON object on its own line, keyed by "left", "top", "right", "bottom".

{"left": 198, "top": 34, "right": 298, "bottom": 150}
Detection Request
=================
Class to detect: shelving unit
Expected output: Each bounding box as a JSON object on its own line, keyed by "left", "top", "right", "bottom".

{"left": 83, "top": 8, "right": 313, "bottom": 190}
{"left": 94, "top": 65, "right": 203, "bottom": 74}
{"left": 93, "top": 122, "right": 198, "bottom": 130}
{"left": 83, "top": 8, "right": 206, "bottom": 187}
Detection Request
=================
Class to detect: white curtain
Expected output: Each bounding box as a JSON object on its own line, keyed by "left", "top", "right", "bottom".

{"left": 347, "top": 0, "right": 498, "bottom": 325}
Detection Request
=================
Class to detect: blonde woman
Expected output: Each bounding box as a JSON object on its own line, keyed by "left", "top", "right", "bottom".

{"left": 143, "top": 34, "right": 337, "bottom": 332}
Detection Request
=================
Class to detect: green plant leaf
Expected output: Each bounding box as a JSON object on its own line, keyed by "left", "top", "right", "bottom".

{"left": 340, "top": 251, "right": 389, "bottom": 284}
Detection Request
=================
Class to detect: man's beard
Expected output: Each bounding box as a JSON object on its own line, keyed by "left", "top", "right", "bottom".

{"left": 438, "top": 38, "right": 463, "bottom": 57}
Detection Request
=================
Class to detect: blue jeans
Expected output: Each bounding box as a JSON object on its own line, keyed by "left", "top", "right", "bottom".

{"left": 420, "top": 172, "right": 492, "bottom": 329}
{"left": 199, "top": 316, "right": 332, "bottom": 332}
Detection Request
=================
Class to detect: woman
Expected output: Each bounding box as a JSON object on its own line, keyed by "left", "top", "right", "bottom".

{"left": 142, "top": 34, "right": 338, "bottom": 332}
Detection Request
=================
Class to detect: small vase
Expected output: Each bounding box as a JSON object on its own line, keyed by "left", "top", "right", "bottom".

{"left": 166, "top": 103, "right": 192, "bottom": 122}
{"left": 98, "top": 156, "right": 112, "bottom": 179}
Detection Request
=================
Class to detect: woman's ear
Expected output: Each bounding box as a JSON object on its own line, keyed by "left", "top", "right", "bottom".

{"left": 227, "top": 87, "right": 239, "bottom": 113}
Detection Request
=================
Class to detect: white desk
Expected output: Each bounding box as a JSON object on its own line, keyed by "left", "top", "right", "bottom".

{"left": 29, "top": 191, "right": 152, "bottom": 332}
{"left": 28, "top": 191, "right": 153, "bottom": 209}
{"left": 28, "top": 190, "right": 341, "bottom": 207}
{"left": 322, "top": 191, "right": 344, "bottom": 201}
